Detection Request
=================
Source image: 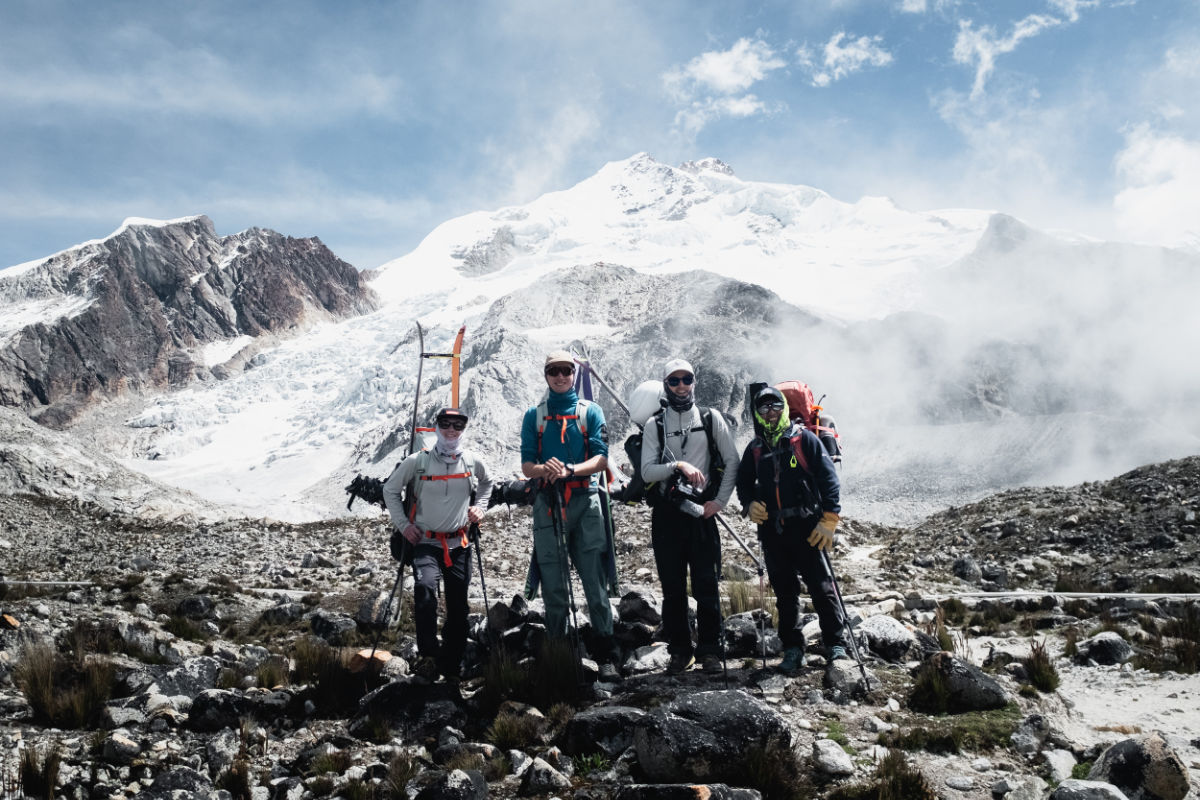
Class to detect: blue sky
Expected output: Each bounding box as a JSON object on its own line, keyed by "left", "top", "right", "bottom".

{"left": 2, "top": 0, "right": 1197, "bottom": 270}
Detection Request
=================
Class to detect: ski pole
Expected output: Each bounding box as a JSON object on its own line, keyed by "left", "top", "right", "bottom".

{"left": 821, "top": 550, "right": 869, "bottom": 684}
{"left": 715, "top": 513, "right": 768, "bottom": 670}
{"left": 367, "top": 563, "right": 405, "bottom": 666}
{"left": 471, "top": 524, "right": 494, "bottom": 648}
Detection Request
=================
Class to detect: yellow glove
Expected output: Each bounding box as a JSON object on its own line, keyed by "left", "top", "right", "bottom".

{"left": 807, "top": 511, "right": 839, "bottom": 551}
{"left": 748, "top": 501, "right": 768, "bottom": 525}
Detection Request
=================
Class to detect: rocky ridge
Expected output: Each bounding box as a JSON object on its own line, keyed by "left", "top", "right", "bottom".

{"left": 1, "top": 458, "right": 1198, "bottom": 798}
{"left": 0, "top": 217, "right": 377, "bottom": 428}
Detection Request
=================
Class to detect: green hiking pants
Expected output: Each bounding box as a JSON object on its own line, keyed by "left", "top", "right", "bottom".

{"left": 532, "top": 490, "right": 614, "bottom": 642}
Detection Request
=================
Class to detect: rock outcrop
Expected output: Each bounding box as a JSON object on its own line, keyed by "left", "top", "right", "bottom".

{"left": 0, "top": 216, "right": 377, "bottom": 427}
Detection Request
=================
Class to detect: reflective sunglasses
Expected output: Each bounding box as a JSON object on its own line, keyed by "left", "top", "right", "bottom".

{"left": 666, "top": 375, "right": 694, "bottom": 387}
{"left": 545, "top": 365, "right": 575, "bottom": 377}
{"left": 756, "top": 400, "right": 785, "bottom": 413}
{"left": 437, "top": 418, "right": 467, "bottom": 430}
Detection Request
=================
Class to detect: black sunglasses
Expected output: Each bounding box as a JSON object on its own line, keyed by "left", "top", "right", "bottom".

{"left": 756, "top": 400, "right": 785, "bottom": 413}
{"left": 545, "top": 365, "right": 575, "bottom": 377}
{"left": 437, "top": 418, "right": 466, "bottom": 430}
{"left": 666, "top": 375, "right": 694, "bottom": 387}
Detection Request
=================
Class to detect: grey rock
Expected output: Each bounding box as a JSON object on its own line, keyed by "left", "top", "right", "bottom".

{"left": 187, "top": 688, "right": 254, "bottom": 733}
{"left": 993, "top": 775, "right": 1050, "bottom": 800}
{"left": 633, "top": 689, "right": 792, "bottom": 783}
{"left": 102, "top": 730, "right": 141, "bottom": 765}
{"left": 618, "top": 590, "right": 662, "bottom": 625}
{"left": 812, "top": 738, "right": 854, "bottom": 776}
{"left": 1012, "top": 714, "right": 1052, "bottom": 755}
{"left": 1044, "top": 749, "right": 1078, "bottom": 783}
{"left": 953, "top": 555, "right": 982, "bottom": 582}
{"left": 519, "top": 756, "right": 572, "bottom": 793}
{"left": 858, "top": 613, "right": 919, "bottom": 661}
{"left": 414, "top": 768, "right": 487, "bottom": 800}
{"left": 1088, "top": 732, "right": 1190, "bottom": 800}
{"left": 563, "top": 705, "right": 647, "bottom": 757}
{"left": 912, "top": 652, "right": 1010, "bottom": 712}
{"left": 1050, "top": 779, "right": 1131, "bottom": 799}
{"left": 1076, "top": 632, "right": 1133, "bottom": 666}
{"left": 308, "top": 608, "right": 358, "bottom": 645}
{"left": 945, "top": 774, "right": 975, "bottom": 790}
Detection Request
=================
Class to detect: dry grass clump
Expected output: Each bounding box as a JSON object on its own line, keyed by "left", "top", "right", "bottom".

{"left": 828, "top": 750, "right": 937, "bottom": 800}
{"left": 288, "top": 637, "right": 362, "bottom": 713}
{"left": 1022, "top": 639, "right": 1060, "bottom": 693}
{"left": 13, "top": 642, "right": 116, "bottom": 729}
{"left": 18, "top": 741, "right": 62, "bottom": 800}
{"left": 486, "top": 708, "right": 543, "bottom": 750}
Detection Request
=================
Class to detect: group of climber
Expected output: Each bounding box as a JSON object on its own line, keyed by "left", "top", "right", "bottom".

{"left": 380, "top": 349, "right": 849, "bottom": 684}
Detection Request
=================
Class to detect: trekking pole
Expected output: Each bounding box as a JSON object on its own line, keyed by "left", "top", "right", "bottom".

{"left": 549, "top": 482, "right": 585, "bottom": 681}
{"left": 367, "top": 560, "right": 405, "bottom": 667}
{"left": 715, "top": 513, "right": 768, "bottom": 670}
{"left": 821, "top": 550, "right": 869, "bottom": 684}
{"left": 471, "top": 524, "right": 495, "bottom": 649}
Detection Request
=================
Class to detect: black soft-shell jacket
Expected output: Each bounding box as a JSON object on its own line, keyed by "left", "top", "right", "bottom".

{"left": 735, "top": 424, "right": 841, "bottom": 533}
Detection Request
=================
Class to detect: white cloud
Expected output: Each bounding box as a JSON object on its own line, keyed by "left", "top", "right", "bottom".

{"left": 1047, "top": 0, "right": 1100, "bottom": 23}
{"left": 663, "top": 38, "right": 785, "bottom": 135}
{"left": 801, "top": 32, "right": 894, "bottom": 87}
{"left": 952, "top": 15, "right": 1062, "bottom": 99}
{"left": 1113, "top": 125, "right": 1200, "bottom": 248}
{"left": 899, "top": 0, "right": 927, "bottom": 12}
{"left": 664, "top": 38, "right": 785, "bottom": 98}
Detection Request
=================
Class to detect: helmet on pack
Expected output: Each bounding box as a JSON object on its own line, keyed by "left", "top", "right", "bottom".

{"left": 627, "top": 380, "right": 666, "bottom": 427}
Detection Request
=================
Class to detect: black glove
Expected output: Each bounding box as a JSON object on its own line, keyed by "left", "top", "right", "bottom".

{"left": 389, "top": 529, "right": 407, "bottom": 561}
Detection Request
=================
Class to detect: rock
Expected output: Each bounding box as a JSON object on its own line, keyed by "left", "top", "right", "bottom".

{"left": 563, "top": 705, "right": 647, "bottom": 757}
{"left": 625, "top": 642, "right": 672, "bottom": 675}
{"left": 144, "top": 765, "right": 214, "bottom": 796}
{"left": 102, "top": 730, "right": 141, "bottom": 765}
{"left": 857, "top": 614, "right": 918, "bottom": 662}
{"left": 1050, "top": 779, "right": 1131, "bottom": 799}
{"left": 1076, "top": 632, "right": 1134, "bottom": 665}
{"left": 415, "top": 768, "right": 488, "bottom": 800}
{"left": 1044, "top": 749, "right": 1078, "bottom": 783}
{"left": 953, "top": 556, "right": 982, "bottom": 583}
{"left": 911, "top": 652, "right": 1010, "bottom": 713}
{"left": 618, "top": 590, "right": 662, "bottom": 625}
{"left": 825, "top": 658, "right": 879, "bottom": 695}
{"left": 519, "top": 756, "right": 572, "bottom": 794}
{"left": 309, "top": 609, "right": 358, "bottom": 645}
{"left": 1011, "top": 714, "right": 1052, "bottom": 755}
{"left": 812, "top": 738, "right": 854, "bottom": 776}
{"left": 187, "top": 689, "right": 254, "bottom": 733}
{"left": 614, "top": 784, "right": 763, "bottom": 799}
{"left": 945, "top": 774, "right": 974, "bottom": 790}
{"left": 993, "top": 775, "right": 1050, "bottom": 800}
{"left": 1088, "top": 732, "right": 1190, "bottom": 800}
{"left": 633, "top": 690, "right": 792, "bottom": 784}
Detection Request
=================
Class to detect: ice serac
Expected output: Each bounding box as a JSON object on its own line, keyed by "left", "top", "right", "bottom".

{"left": 0, "top": 216, "right": 378, "bottom": 428}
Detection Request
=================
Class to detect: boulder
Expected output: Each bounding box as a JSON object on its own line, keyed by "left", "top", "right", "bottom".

{"left": 563, "top": 705, "right": 647, "bottom": 757}
{"left": 633, "top": 690, "right": 792, "bottom": 783}
{"left": 1050, "top": 779, "right": 1131, "bottom": 799}
{"left": 857, "top": 614, "right": 918, "bottom": 662}
{"left": 910, "top": 652, "right": 1010, "bottom": 713}
{"left": 1088, "top": 732, "right": 1190, "bottom": 800}
{"left": 1076, "top": 632, "right": 1133, "bottom": 666}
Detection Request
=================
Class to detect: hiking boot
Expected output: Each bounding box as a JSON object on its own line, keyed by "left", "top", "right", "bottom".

{"left": 597, "top": 661, "right": 622, "bottom": 682}
{"left": 829, "top": 645, "right": 849, "bottom": 662}
{"left": 702, "top": 655, "right": 723, "bottom": 675}
{"left": 413, "top": 655, "right": 439, "bottom": 681}
{"left": 666, "top": 653, "right": 695, "bottom": 675}
{"left": 779, "top": 646, "right": 805, "bottom": 674}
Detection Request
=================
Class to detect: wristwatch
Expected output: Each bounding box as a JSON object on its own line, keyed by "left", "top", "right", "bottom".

{"left": 566, "top": 463, "right": 576, "bottom": 477}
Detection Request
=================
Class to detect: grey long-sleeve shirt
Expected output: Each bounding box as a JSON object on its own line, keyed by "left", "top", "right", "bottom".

{"left": 382, "top": 450, "right": 493, "bottom": 546}
{"left": 640, "top": 406, "right": 740, "bottom": 507}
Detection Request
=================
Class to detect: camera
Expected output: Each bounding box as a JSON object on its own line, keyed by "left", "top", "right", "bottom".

{"left": 667, "top": 472, "right": 705, "bottom": 518}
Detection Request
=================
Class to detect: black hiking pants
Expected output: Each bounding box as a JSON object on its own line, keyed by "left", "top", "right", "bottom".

{"left": 651, "top": 504, "right": 723, "bottom": 659}
{"left": 760, "top": 521, "right": 845, "bottom": 652}
{"left": 412, "top": 544, "right": 471, "bottom": 676}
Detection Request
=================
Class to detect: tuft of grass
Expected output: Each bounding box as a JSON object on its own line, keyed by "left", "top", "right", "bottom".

{"left": 474, "top": 646, "right": 530, "bottom": 715}
{"left": 289, "top": 637, "right": 363, "bottom": 714}
{"left": 255, "top": 656, "right": 289, "bottom": 690}
{"left": 483, "top": 755, "right": 510, "bottom": 782}
{"left": 908, "top": 660, "right": 953, "bottom": 714}
{"left": 362, "top": 714, "right": 393, "bottom": 744}
{"left": 531, "top": 638, "right": 584, "bottom": 708}
{"left": 1063, "top": 629, "right": 1079, "bottom": 658}
{"left": 880, "top": 704, "right": 1022, "bottom": 754}
{"left": 737, "top": 737, "right": 814, "bottom": 800}
{"left": 443, "top": 752, "right": 485, "bottom": 773}
{"left": 939, "top": 598, "right": 968, "bottom": 625}
{"left": 308, "top": 750, "right": 352, "bottom": 776}
{"left": 164, "top": 614, "right": 211, "bottom": 642}
{"left": 341, "top": 779, "right": 371, "bottom": 800}
{"left": 826, "top": 720, "right": 851, "bottom": 749}
{"left": 14, "top": 643, "right": 116, "bottom": 729}
{"left": 928, "top": 608, "right": 954, "bottom": 652}
{"left": 383, "top": 752, "right": 419, "bottom": 800}
{"left": 19, "top": 741, "right": 62, "bottom": 799}
{"left": 1022, "top": 639, "right": 1059, "bottom": 693}
{"left": 572, "top": 752, "right": 611, "bottom": 775}
{"left": 216, "top": 758, "right": 253, "bottom": 800}
{"left": 1071, "top": 761, "right": 1092, "bottom": 780}
{"left": 829, "top": 750, "right": 937, "bottom": 800}
{"left": 487, "top": 709, "right": 543, "bottom": 750}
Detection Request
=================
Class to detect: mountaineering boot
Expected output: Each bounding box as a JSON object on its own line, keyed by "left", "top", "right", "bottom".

{"left": 702, "top": 655, "right": 723, "bottom": 675}
{"left": 597, "top": 661, "right": 622, "bottom": 682}
{"left": 779, "top": 646, "right": 805, "bottom": 674}
{"left": 666, "top": 653, "right": 695, "bottom": 675}
{"left": 829, "top": 645, "right": 849, "bottom": 661}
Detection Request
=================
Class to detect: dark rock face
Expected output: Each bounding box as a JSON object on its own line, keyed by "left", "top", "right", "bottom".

{"left": 1089, "top": 733, "right": 1190, "bottom": 800}
{"left": 911, "top": 652, "right": 1010, "bottom": 713}
{"left": 0, "top": 216, "right": 377, "bottom": 427}
{"left": 632, "top": 690, "right": 791, "bottom": 783}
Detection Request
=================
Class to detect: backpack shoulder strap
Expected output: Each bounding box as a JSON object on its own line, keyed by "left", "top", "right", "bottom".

{"left": 652, "top": 408, "right": 666, "bottom": 463}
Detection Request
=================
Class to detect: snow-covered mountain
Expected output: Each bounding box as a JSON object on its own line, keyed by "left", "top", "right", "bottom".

{"left": 2, "top": 153, "right": 1197, "bottom": 524}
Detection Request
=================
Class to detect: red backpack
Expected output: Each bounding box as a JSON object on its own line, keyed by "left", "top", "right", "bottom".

{"left": 774, "top": 380, "right": 842, "bottom": 462}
